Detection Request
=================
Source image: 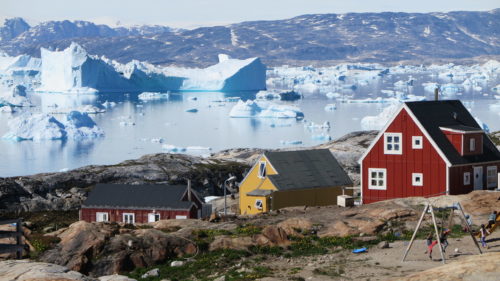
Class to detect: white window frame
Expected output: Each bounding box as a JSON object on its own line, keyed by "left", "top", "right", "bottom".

{"left": 123, "top": 213, "right": 135, "bottom": 224}
{"left": 258, "top": 161, "right": 266, "bottom": 178}
{"left": 384, "top": 133, "right": 403, "bottom": 155}
{"left": 368, "top": 168, "right": 387, "bottom": 190}
{"left": 96, "top": 212, "right": 109, "bottom": 222}
{"left": 148, "top": 213, "right": 160, "bottom": 223}
{"left": 464, "top": 172, "right": 471, "bottom": 185}
{"left": 255, "top": 199, "right": 263, "bottom": 210}
{"left": 487, "top": 166, "right": 498, "bottom": 188}
{"left": 412, "top": 173, "right": 423, "bottom": 186}
{"left": 412, "top": 136, "right": 423, "bottom": 149}
{"left": 470, "top": 138, "right": 476, "bottom": 152}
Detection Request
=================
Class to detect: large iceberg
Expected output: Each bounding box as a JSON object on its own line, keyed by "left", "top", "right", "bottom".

{"left": 38, "top": 43, "right": 266, "bottom": 93}
{"left": 3, "top": 111, "right": 104, "bottom": 141}
{"left": 0, "top": 84, "right": 32, "bottom": 107}
{"left": 229, "top": 100, "right": 304, "bottom": 119}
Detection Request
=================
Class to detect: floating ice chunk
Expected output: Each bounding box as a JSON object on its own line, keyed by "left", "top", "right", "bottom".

{"left": 280, "top": 140, "right": 302, "bottom": 145}
{"left": 224, "top": 97, "right": 241, "bottom": 102}
{"left": 256, "top": 90, "right": 281, "bottom": 100}
{"left": 185, "top": 108, "right": 198, "bottom": 113}
{"left": 360, "top": 104, "right": 400, "bottom": 130}
{"left": 3, "top": 111, "right": 103, "bottom": 141}
{"left": 340, "top": 97, "right": 390, "bottom": 104}
{"left": 119, "top": 121, "right": 135, "bottom": 126}
{"left": 138, "top": 92, "right": 169, "bottom": 101}
{"left": 0, "top": 106, "right": 15, "bottom": 113}
{"left": 440, "top": 83, "right": 462, "bottom": 95}
{"left": 50, "top": 105, "right": 106, "bottom": 114}
{"left": 188, "top": 97, "right": 198, "bottom": 101}
{"left": 422, "top": 82, "right": 438, "bottom": 93}
{"left": 326, "top": 92, "right": 341, "bottom": 99}
{"left": 311, "top": 133, "right": 332, "bottom": 141}
{"left": 162, "top": 144, "right": 187, "bottom": 152}
{"left": 229, "top": 100, "right": 304, "bottom": 119}
{"left": 64, "top": 111, "right": 105, "bottom": 140}
{"left": 186, "top": 146, "right": 212, "bottom": 151}
{"left": 492, "top": 85, "right": 500, "bottom": 94}
{"left": 279, "top": 91, "right": 301, "bottom": 101}
{"left": 102, "top": 101, "right": 116, "bottom": 108}
{"left": 0, "top": 85, "right": 32, "bottom": 107}
{"left": 294, "top": 83, "right": 319, "bottom": 95}
{"left": 151, "top": 138, "right": 165, "bottom": 143}
{"left": 306, "top": 121, "right": 330, "bottom": 130}
{"left": 324, "top": 104, "right": 337, "bottom": 111}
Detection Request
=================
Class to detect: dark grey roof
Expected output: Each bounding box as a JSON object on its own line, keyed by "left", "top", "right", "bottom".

{"left": 440, "top": 125, "right": 483, "bottom": 133}
{"left": 405, "top": 100, "right": 500, "bottom": 165}
{"left": 264, "top": 149, "right": 353, "bottom": 191}
{"left": 247, "top": 189, "right": 273, "bottom": 196}
{"left": 82, "top": 184, "right": 194, "bottom": 210}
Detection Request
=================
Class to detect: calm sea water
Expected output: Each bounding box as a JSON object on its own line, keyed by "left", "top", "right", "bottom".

{"left": 1, "top": 74, "right": 499, "bottom": 177}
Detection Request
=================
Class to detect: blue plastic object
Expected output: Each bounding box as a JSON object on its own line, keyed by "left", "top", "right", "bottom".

{"left": 352, "top": 247, "right": 367, "bottom": 253}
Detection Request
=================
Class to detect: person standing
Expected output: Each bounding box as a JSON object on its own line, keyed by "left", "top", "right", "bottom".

{"left": 440, "top": 229, "right": 451, "bottom": 252}
{"left": 480, "top": 224, "right": 490, "bottom": 249}
{"left": 486, "top": 211, "right": 497, "bottom": 229}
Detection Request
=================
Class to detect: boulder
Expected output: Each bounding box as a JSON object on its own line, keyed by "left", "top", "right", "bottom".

{"left": 318, "top": 221, "right": 359, "bottom": 237}
{"left": 277, "top": 218, "right": 313, "bottom": 236}
{"left": 141, "top": 268, "right": 159, "bottom": 278}
{"left": 0, "top": 260, "right": 94, "bottom": 281}
{"left": 260, "top": 225, "right": 290, "bottom": 246}
{"left": 98, "top": 275, "right": 136, "bottom": 281}
{"left": 209, "top": 236, "right": 254, "bottom": 251}
{"left": 377, "top": 241, "right": 390, "bottom": 249}
{"left": 170, "top": 260, "right": 185, "bottom": 267}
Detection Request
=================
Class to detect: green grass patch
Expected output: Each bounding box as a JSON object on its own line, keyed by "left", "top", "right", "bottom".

{"left": 28, "top": 233, "right": 61, "bottom": 259}
{"left": 248, "top": 245, "right": 284, "bottom": 256}
{"left": 234, "top": 224, "right": 262, "bottom": 236}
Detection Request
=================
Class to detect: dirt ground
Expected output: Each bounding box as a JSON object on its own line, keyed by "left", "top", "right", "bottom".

{"left": 256, "top": 228, "right": 500, "bottom": 281}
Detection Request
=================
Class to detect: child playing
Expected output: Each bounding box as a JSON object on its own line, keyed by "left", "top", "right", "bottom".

{"left": 480, "top": 224, "right": 490, "bottom": 249}
{"left": 425, "top": 232, "right": 436, "bottom": 260}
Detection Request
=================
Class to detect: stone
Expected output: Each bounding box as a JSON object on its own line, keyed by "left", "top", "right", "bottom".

{"left": 377, "top": 241, "right": 390, "bottom": 249}
{"left": 0, "top": 260, "right": 94, "bottom": 281}
{"left": 141, "top": 268, "right": 160, "bottom": 278}
{"left": 277, "top": 218, "right": 313, "bottom": 236}
{"left": 209, "top": 236, "right": 254, "bottom": 251}
{"left": 42, "top": 226, "right": 55, "bottom": 233}
{"left": 261, "top": 225, "right": 290, "bottom": 246}
{"left": 170, "top": 260, "right": 185, "bottom": 267}
{"left": 98, "top": 275, "right": 137, "bottom": 281}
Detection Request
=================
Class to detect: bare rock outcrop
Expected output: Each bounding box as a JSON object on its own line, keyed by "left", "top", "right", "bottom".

{"left": 40, "top": 221, "right": 195, "bottom": 277}
{"left": 0, "top": 260, "right": 95, "bottom": 281}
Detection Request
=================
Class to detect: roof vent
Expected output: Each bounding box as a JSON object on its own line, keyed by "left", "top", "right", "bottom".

{"left": 452, "top": 112, "right": 458, "bottom": 120}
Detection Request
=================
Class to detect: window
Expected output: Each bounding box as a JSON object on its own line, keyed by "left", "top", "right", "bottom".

{"left": 412, "top": 136, "right": 423, "bottom": 149}
{"left": 487, "top": 166, "right": 498, "bottom": 188}
{"left": 368, "top": 168, "right": 387, "bottom": 190}
{"left": 412, "top": 173, "right": 423, "bottom": 186}
{"left": 175, "top": 215, "right": 187, "bottom": 219}
{"left": 148, "top": 213, "right": 160, "bottom": 223}
{"left": 258, "top": 161, "right": 266, "bottom": 178}
{"left": 123, "top": 213, "right": 135, "bottom": 224}
{"left": 384, "top": 133, "right": 403, "bottom": 154}
{"left": 470, "top": 138, "right": 476, "bottom": 151}
{"left": 96, "top": 212, "right": 109, "bottom": 222}
{"left": 464, "top": 172, "right": 471, "bottom": 185}
{"left": 255, "top": 199, "right": 263, "bottom": 210}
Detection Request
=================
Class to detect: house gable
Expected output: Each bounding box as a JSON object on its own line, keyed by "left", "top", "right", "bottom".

{"left": 361, "top": 106, "right": 448, "bottom": 204}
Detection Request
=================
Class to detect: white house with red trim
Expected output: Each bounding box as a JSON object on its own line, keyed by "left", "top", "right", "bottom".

{"left": 359, "top": 100, "right": 500, "bottom": 204}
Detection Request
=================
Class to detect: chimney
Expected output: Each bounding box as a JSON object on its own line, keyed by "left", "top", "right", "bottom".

{"left": 434, "top": 87, "right": 439, "bottom": 101}
{"left": 187, "top": 179, "right": 192, "bottom": 202}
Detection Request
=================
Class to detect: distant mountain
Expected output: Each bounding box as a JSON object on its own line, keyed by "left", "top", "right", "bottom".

{"left": 0, "top": 9, "right": 499, "bottom": 66}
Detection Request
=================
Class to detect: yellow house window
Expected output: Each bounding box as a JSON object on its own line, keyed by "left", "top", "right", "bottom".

{"left": 255, "top": 199, "right": 263, "bottom": 210}
{"left": 258, "top": 161, "right": 266, "bottom": 178}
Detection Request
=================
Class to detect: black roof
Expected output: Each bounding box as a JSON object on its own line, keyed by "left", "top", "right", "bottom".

{"left": 405, "top": 100, "right": 500, "bottom": 165}
{"left": 82, "top": 184, "right": 194, "bottom": 210}
{"left": 264, "top": 149, "right": 353, "bottom": 191}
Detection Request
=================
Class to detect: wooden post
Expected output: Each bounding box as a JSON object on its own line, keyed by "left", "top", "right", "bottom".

{"left": 15, "top": 219, "right": 22, "bottom": 259}
{"left": 402, "top": 203, "right": 429, "bottom": 262}
{"left": 456, "top": 202, "right": 482, "bottom": 254}
{"left": 430, "top": 206, "right": 446, "bottom": 264}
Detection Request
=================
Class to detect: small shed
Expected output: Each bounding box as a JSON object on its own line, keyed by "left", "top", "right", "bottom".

{"left": 80, "top": 184, "right": 211, "bottom": 224}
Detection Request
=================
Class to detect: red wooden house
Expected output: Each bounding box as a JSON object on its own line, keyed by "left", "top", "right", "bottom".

{"left": 80, "top": 184, "right": 211, "bottom": 224}
{"left": 359, "top": 100, "right": 500, "bottom": 204}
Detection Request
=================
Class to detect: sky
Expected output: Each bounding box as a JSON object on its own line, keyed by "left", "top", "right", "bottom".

{"left": 1, "top": 0, "right": 499, "bottom": 28}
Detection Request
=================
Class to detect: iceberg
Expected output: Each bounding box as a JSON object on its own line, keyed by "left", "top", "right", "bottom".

{"left": 324, "top": 104, "right": 337, "bottom": 111}
{"left": 161, "top": 144, "right": 187, "bottom": 152}
{"left": 38, "top": 43, "right": 266, "bottom": 93}
{"left": 2, "top": 111, "right": 104, "bottom": 141}
{"left": 185, "top": 108, "right": 198, "bottom": 113}
{"left": 229, "top": 100, "right": 304, "bottom": 119}
{"left": 0, "top": 85, "right": 32, "bottom": 107}
{"left": 360, "top": 104, "right": 399, "bottom": 130}
{"left": 280, "top": 140, "right": 303, "bottom": 145}
{"left": 311, "top": 133, "right": 332, "bottom": 141}
{"left": 138, "top": 92, "right": 169, "bottom": 101}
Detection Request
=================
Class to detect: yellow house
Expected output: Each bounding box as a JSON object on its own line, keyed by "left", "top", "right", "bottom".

{"left": 239, "top": 149, "right": 353, "bottom": 215}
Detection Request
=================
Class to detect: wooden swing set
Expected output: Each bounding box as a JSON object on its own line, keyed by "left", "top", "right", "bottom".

{"left": 402, "top": 202, "right": 482, "bottom": 264}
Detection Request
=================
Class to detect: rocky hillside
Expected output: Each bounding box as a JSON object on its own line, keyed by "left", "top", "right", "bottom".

{"left": 1, "top": 10, "right": 499, "bottom": 66}
{"left": 0, "top": 130, "right": 376, "bottom": 215}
